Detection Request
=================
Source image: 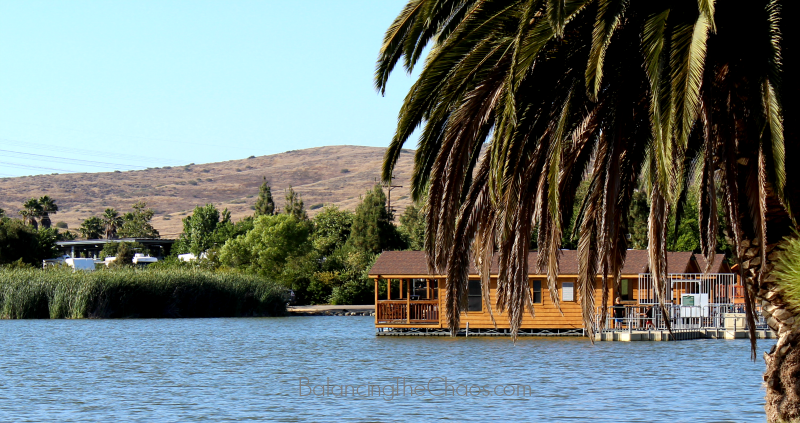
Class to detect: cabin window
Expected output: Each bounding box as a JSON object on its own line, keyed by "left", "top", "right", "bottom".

{"left": 532, "top": 280, "right": 542, "bottom": 304}
{"left": 620, "top": 279, "right": 630, "bottom": 301}
{"left": 468, "top": 279, "right": 482, "bottom": 311}
{"left": 562, "top": 282, "right": 574, "bottom": 302}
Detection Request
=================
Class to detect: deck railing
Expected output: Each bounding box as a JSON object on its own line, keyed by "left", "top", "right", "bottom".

{"left": 593, "top": 304, "right": 764, "bottom": 332}
{"left": 376, "top": 300, "right": 439, "bottom": 324}
{"left": 638, "top": 273, "right": 738, "bottom": 304}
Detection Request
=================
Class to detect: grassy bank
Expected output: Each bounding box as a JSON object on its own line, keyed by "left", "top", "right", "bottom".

{"left": 0, "top": 268, "right": 286, "bottom": 319}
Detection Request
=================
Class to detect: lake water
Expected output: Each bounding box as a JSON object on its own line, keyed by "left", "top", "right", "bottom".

{"left": 0, "top": 316, "right": 771, "bottom": 422}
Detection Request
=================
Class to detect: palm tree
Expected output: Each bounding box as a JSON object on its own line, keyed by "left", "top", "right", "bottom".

{"left": 377, "top": 1, "right": 797, "bottom": 419}
{"left": 20, "top": 198, "right": 42, "bottom": 230}
{"left": 102, "top": 208, "right": 123, "bottom": 239}
{"left": 78, "top": 216, "right": 104, "bottom": 240}
{"left": 38, "top": 196, "right": 58, "bottom": 229}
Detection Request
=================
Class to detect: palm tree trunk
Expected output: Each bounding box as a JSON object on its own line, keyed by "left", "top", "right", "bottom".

{"left": 739, "top": 238, "right": 800, "bottom": 421}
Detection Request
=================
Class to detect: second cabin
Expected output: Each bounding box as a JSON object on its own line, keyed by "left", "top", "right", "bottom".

{"left": 368, "top": 249, "right": 739, "bottom": 334}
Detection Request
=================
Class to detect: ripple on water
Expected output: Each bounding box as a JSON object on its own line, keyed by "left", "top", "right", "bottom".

{"left": 0, "top": 317, "right": 771, "bottom": 422}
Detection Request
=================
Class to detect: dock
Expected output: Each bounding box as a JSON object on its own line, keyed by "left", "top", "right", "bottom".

{"left": 594, "top": 328, "right": 776, "bottom": 341}
{"left": 375, "top": 326, "right": 777, "bottom": 341}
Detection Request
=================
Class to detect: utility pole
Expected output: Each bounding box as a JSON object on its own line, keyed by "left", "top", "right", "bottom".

{"left": 383, "top": 175, "right": 402, "bottom": 221}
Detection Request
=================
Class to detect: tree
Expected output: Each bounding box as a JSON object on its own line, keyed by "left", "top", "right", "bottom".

{"left": 347, "top": 185, "right": 405, "bottom": 254}
{"left": 398, "top": 203, "right": 425, "bottom": 251}
{"left": 117, "top": 201, "right": 160, "bottom": 238}
{"left": 107, "top": 242, "right": 135, "bottom": 267}
{"left": 219, "top": 214, "right": 313, "bottom": 283}
{"left": 378, "top": 2, "right": 797, "bottom": 419}
{"left": 0, "top": 219, "right": 46, "bottom": 264}
{"left": 312, "top": 205, "right": 354, "bottom": 257}
{"left": 182, "top": 204, "right": 221, "bottom": 256}
{"left": 102, "top": 208, "right": 123, "bottom": 239}
{"left": 283, "top": 185, "right": 307, "bottom": 220}
{"left": 254, "top": 177, "right": 276, "bottom": 216}
{"left": 38, "top": 196, "right": 58, "bottom": 229}
{"left": 20, "top": 198, "right": 42, "bottom": 229}
{"left": 628, "top": 190, "right": 650, "bottom": 250}
{"left": 79, "top": 216, "right": 104, "bottom": 239}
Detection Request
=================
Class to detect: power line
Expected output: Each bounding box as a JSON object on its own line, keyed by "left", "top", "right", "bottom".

{"left": 0, "top": 137, "right": 187, "bottom": 167}
{"left": 0, "top": 161, "right": 76, "bottom": 173}
{"left": 0, "top": 119, "right": 276, "bottom": 154}
{"left": 0, "top": 148, "right": 148, "bottom": 170}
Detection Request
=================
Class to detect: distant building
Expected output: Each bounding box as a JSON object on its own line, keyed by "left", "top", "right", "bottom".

{"left": 55, "top": 238, "right": 175, "bottom": 259}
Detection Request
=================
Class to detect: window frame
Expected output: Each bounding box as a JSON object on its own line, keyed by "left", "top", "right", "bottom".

{"left": 620, "top": 278, "right": 630, "bottom": 301}
{"left": 562, "top": 281, "right": 575, "bottom": 302}
{"left": 532, "top": 280, "right": 542, "bottom": 304}
{"left": 467, "top": 279, "right": 482, "bottom": 312}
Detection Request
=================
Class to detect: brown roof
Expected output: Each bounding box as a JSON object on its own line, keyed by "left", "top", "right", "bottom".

{"left": 368, "top": 249, "right": 706, "bottom": 276}
{"left": 696, "top": 254, "right": 729, "bottom": 273}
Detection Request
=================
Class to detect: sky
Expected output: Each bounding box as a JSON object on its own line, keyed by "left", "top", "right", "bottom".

{"left": 0, "top": 0, "right": 421, "bottom": 177}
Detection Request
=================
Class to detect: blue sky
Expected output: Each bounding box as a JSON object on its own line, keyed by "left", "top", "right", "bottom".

{"left": 0, "top": 0, "right": 420, "bottom": 177}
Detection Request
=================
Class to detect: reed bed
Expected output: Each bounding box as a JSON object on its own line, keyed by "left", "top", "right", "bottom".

{"left": 0, "top": 268, "right": 286, "bottom": 319}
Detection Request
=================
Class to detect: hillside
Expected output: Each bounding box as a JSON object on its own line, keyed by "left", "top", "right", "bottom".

{"left": 0, "top": 145, "right": 416, "bottom": 238}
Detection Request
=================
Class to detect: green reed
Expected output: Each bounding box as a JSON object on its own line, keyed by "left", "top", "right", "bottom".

{"left": 0, "top": 268, "right": 286, "bottom": 319}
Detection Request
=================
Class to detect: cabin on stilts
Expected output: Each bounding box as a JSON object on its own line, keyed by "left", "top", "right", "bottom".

{"left": 369, "top": 249, "right": 744, "bottom": 336}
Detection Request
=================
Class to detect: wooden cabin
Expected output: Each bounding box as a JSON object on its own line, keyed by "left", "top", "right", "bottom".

{"left": 369, "top": 250, "right": 737, "bottom": 333}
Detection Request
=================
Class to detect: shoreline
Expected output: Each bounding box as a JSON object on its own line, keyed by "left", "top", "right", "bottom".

{"left": 287, "top": 304, "right": 375, "bottom": 316}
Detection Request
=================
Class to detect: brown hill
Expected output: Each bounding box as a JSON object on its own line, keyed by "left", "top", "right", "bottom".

{"left": 0, "top": 145, "right": 416, "bottom": 238}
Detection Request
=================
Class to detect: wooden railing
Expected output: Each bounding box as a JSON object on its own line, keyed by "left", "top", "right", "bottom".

{"left": 377, "top": 300, "right": 439, "bottom": 324}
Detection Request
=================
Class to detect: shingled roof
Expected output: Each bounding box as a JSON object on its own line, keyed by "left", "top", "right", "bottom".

{"left": 368, "top": 249, "right": 705, "bottom": 277}
{"left": 696, "top": 254, "right": 730, "bottom": 273}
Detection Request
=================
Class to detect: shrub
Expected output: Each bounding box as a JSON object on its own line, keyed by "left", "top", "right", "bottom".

{"left": 775, "top": 236, "right": 800, "bottom": 310}
{"left": 0, "top": 268, "right": 285, "bottom": 318}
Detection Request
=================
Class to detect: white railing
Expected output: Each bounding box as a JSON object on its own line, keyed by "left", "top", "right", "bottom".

{"left": 638, "top": 273, "right": 739, "bottom": 305}
{"left": 594, "top": 304, "right": 764, "bottom": 332}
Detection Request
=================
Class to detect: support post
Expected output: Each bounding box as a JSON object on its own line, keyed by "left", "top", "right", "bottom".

{"left": 406, "top": 278, "right": 411, "bottom": 324}
{"left": 375, "top": 277, "right": 379, "bottom": 324}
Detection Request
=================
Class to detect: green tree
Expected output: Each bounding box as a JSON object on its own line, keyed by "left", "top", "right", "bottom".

{"left": 212, "top": 215, "right": 254, "bottom": 247}
{"left": 283, "top": 185, "right": 307, "bottom": 220}
{"left": 20, "top": 198, "right": 42, "bottom": 229}
{"left": 107, "top": 242, "right": 136, "bottom": 267}
{"left": 628, "top": 190, "right": 650, "bottom": 250}
{"left": 312, "top": 205, "right": 353, "bottom": 257}
{"left": 102, "top": 208, "right": 123, "bottom": 239}
{"left": 254, "top": 177, "right": 276, "bottom": 216}
{"left": 79, "top": 216, "right": 104, "bottom": 239}
{"left": 398, "top": 203, "right": 425, "bottom": 251}
{"left": 0, "top": 219, "right": 45, "bottom": 264}
{"left": 36, "top": 227, "right": 61, "bottom": 260}
{"left": 219, "top": 214, "right": 313, "bottom": 283}
{"left": 378, "top": 2, "right": 797, "bottom": 418}
{"left": 117, "top": 201, "right": 160, "bottom": 238}
{"left": 182, "top": 204, "right": 221, "bottom": 256}
{"left": 38, "top": 196, "right": 58, "bottom": 229}
{"left": 347, "top": 185, "right": 404, "bottom": 254}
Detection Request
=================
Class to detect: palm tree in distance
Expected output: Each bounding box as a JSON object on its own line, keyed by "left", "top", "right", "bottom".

{"left": 20, "top": 198, "right": 42, "bottom": 230}
{"left": 377, "top": 1, "right": 798, "bottom": 419}
{"left": 38, "top": 196, "right": 58, "bottom": 229}
{"left": 102, "top": 208, "right": 123, "bottom": 239}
